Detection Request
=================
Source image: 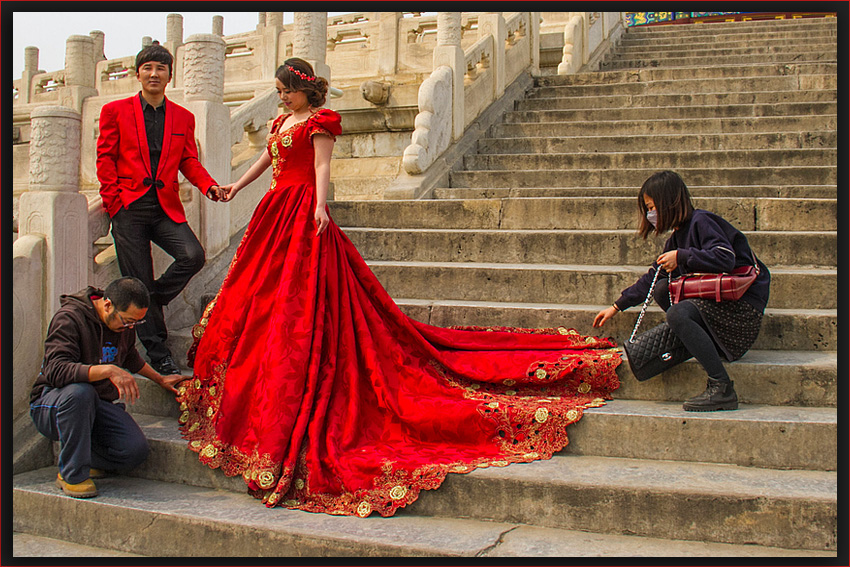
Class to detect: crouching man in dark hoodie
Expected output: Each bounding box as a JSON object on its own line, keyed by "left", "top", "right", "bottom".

{"left": 29, "top": 276, "right": 188, "bottom": 498}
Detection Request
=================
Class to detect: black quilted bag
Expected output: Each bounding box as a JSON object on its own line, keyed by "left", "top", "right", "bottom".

{"left": 623, "top": 268, "right": 692, "bottom": 382}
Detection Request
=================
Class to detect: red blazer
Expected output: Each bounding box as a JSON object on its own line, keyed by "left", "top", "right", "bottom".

{"left": 96, "top": 93, "right": 217, "bottom": 223}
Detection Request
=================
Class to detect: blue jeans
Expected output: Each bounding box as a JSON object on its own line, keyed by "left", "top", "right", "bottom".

{"left": 30, "top": 383, "right": 149, "bottom": 484}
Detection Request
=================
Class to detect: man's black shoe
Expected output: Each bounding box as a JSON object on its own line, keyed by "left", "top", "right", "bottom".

{"left": 153, "top": 354, "right": 180, "bottom": 375}
{"left": 683, "top": 379, "right": 738, "bottom": 412}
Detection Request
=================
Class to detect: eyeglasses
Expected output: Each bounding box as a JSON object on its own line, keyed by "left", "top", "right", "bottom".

{"left": 114, "top": 309, "right": 145, "bottom": 328}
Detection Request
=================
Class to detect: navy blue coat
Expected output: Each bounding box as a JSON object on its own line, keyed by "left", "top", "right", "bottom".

{"left": 614, "top": 210, "right": 770, "bottom": 313}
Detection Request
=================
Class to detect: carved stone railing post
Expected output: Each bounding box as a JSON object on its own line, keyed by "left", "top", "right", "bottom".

{"left": 90, "top": 30, "right": 106, "bottom": 63}
{"left": 183, "top": 34, "right": 230, "bottom": 259}
{"left": 434, "top": 12, "right": 464, "bottom": 140}
{"left": 19, "top": 46, "right": 40, "bottom": 104}
{"left": 293, "top": 12, "right": 331, "bottom": 85}
{"left": 19, "top": 106, "right": 88, "bottom": 338}
{"left": 60, "top": 35, "right": 98, "bottom": 112}
{"left": 377, "top": 12, "right": 402, "bottom": 76}
{"left": 212, "top": 15, "right": 224, "bottom": 36}
{"left": 478, "top": 12, "right": 506, "bottom": 98}
{"left": 166, "top": 13, "right": 184, "bottom": 88}
{"left": 260, "top": 12, "right": 283, "bottom": 79}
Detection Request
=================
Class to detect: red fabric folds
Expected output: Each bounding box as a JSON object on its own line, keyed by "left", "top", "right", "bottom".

{"left": 177, "top": 108, "right": 622, "bottom": 517}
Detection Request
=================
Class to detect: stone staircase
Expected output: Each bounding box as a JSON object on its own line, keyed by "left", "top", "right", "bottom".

{"left": 13, "top": 17, "right": 838, "bottom": 557}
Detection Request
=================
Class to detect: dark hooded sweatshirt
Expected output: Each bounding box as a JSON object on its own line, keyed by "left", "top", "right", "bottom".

{"left": 30, "top": 286, "right": 146, "bottom": 404}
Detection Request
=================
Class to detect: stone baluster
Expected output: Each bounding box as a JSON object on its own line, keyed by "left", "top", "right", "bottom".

{"left": 529, "top": 12, "right": 541, "bottom": 75}
{"left": 142, "top": 36, "right": 153, "bottom": 48}
{"left": 183, "top": 34, "right": 230, "bottom": 259}
{"left": 259, "top": 11, "right": 283, "bottom": 79}
{"left": 89, "top": 30, "right": 106, "bottom": 62}
{"left": 165, "top": 13, "right": 184, "bottom": 88}
{"left": 293, "top": 12, "right": 331, "bottom": 86}
{"left": 19, "top": 106, "right": 88, "bottom": 331}
{"left": 19, "top": 46, "right": 39, "bottom": 104}
{"left": 212, "top": 15, "right": 224, "bottom": 36}
{"left": 434, "top": 12, "right": 464, "bottom": 140}
{"left": 376, "top": 12, "right": 402, "bottom": 76}
{"left": 60, "top": 35, "right": 98, "bottom": 111}
{"left": 478, "top": 12, "right": 506, "bottom": 98}
{"left": 258, "top": 12, "right": 267, "bottom": 28}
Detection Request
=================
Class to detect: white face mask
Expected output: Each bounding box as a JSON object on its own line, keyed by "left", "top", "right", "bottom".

{"left": 646, "top": 209, "right": 658, "bottom": 228}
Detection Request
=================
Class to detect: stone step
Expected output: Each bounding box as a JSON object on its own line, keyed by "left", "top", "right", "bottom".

{"left": 478, "top": 131, "right": 837, "bottom": 153}
{"left": 532, "top": 74, "right": 837, "bottom": 97}
{"left": 434, "top": 185, "right": 837, "bottom": 200}
{"left": 12, "top": 468, "right": 837, "bottom": 557}
{"left": 387, "top": 299, "right": 836, "bottom": 353}
{"left": 12, "top": 532, "right": 144, "bottom": 557}
{"left": 450, "top": 165, "right": 837, "bottom": 188}
{"left": 623, "top": 18, "right": 837, "bottom": 39}
{"left": 332, "top": 196, "right": 837, "bottom": 232}
{"left": 134, "top": 346, "right": 838, "bottom": 412}
{"left": 344, "top": 227, "right": 837, "bottom": 269}
{"left": 360, "top": 260, "right": 834, "bottom": 310}
{"left": 519, "top": 90, "right": 838, "bottom": 110}
{"left": 600, "top": 52, "right": 836, "bottom": 70}
{"left": 615, "top": 37, "right": 837, "bottom": 53}
{"left": 406, "top": 454, "right": 837, "bottom": 550}
{"left": 463, "top": 149, "right": 837, "bottom": 171}
{"left": 503, "top": 102, "right": 838, "bottom": 123}
{"left": 536, "top": 62, "right": 837, "bottom": 86}
{"left": 490, "top": 115, "right": 838, "bottom": 137}
{"left": 608, "top": 44, "right": 836, "bottom": 60}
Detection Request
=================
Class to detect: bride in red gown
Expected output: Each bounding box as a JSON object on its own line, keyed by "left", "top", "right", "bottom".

{"left": 177, "top": 58, "right": 622, "bottom": 517}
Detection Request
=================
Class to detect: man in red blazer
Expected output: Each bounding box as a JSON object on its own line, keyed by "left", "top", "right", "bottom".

{"left": 97, "top": 43, "right": 223, "bottom": 376}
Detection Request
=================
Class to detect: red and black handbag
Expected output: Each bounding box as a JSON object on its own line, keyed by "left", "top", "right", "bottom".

{"left": 668, "top": 250, "right": 760, "bottom": 304}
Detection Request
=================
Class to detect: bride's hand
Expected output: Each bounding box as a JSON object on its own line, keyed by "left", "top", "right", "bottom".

{"left": 220, "top": 184, "right": 240, "bottom": 202}
{"left": 315, "top": 205, "right": 329, "bottom": 236}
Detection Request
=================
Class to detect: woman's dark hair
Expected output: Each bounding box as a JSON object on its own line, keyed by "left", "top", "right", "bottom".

{"left": 105, "top": 276, "right": 150, "bottom": 311}
{"left": 637, "top": 170, "right": 695, "bottom": 239}
{"left": 275, "top": 58, "right": 329, "bottom": 108}
{"left": 135, "top": 42, "right": 173, "bottom": 77}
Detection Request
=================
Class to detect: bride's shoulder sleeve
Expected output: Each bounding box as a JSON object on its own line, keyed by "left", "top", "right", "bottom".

{"left": 269, "top": 114, "right": 286, "bottom": 135}
{"left": 309, "top": 109, "right": 342, "bottom": 140}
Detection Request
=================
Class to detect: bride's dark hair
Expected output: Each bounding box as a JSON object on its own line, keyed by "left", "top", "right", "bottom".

{"left": 275, "top": 58, "right": 329, "bottom": 107}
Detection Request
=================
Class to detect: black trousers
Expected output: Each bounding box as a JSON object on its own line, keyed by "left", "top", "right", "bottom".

{"left": 653, "top": 278, "right": 731, "bottom": 382}
{"left": 110, "top": 197, "right": 205, "bottom": 363}
{"left": 30, "top": 384, "right": 149, "bottom": 484}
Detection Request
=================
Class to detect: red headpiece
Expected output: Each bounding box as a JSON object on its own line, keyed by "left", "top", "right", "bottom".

{"left": 287, "top": 65, "right": 316, "bottom": 82}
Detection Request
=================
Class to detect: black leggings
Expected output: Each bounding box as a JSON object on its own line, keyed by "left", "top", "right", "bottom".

{"left": 653, "top": 279, "right": 730, "bottom": 382}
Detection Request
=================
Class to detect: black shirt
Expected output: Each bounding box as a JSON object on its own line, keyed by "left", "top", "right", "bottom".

{"left": 140, "top": 92, "right": 165, "bottom": 178}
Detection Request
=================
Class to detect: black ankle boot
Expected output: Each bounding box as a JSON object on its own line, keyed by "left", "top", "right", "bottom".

{"left": 683, "top": 379, "right": 738, "bottom": 412}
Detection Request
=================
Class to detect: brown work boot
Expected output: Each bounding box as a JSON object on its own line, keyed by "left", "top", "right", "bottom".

{"left": 89, "top": 468, "right": 108, "bottom": 479}
{"left": 55, "top": 473, "right": 98, "bottom": 498}
{"left": 683, "top": 379, "right": 738, "bottom": 412}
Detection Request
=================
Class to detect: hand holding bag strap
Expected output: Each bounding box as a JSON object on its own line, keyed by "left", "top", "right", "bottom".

{"left": 629, "top": 266, "right": 663, "bottom": 343}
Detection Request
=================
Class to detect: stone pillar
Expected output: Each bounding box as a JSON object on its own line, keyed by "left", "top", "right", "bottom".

{"left": 19, "top": 106, "right": 88, "bottom": 330}
{"left": 89, "top": 30, "right": 106, "bottom": 62}
{"left": 20, "top": 46, "right": 39, "bottom": 104}
{"left": 434, "top": 12, "right": 464, "bottom": 140}
{"left": 142, "top": 36, "right": 153, "bottom": 48}
{"left": 212, "top": 15, "right": 224, "bottom": 36}
{"left": 529, "top": 12, "right": 541, "bottom": 75}
{"left": 478, "top": 12, "right": 506, "bottom": 98}
{"left": 376, "top": 12, "right": 401, "bottom": 76}
{"left": 258, "top": 12, "right": 267, "bottom": 28}
{"left": 60, "top": 35, "right": 98, "bottom": 112}
{"left": 64, "top": 35, "right": 95, "bottom": 88}
{"left": 183, "top": 34, "right": 230, "bottom": 259}
{"left": 166, "top": 14, "right": 184, "bottom": 54}
{"left": 293, "top": 12, "right": 331, "bottom": 86}
{"left": 260, "top": 11, "right": 283, "bottom": 79}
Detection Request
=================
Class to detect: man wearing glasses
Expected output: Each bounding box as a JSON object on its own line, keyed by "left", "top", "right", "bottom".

{"left": 29, "top": 277, "right": 187, "bottom": 498}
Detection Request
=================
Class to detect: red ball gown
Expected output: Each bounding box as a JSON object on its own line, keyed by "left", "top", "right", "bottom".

{"left": 177, "top": 108, "right": 622, "bottom": 517}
